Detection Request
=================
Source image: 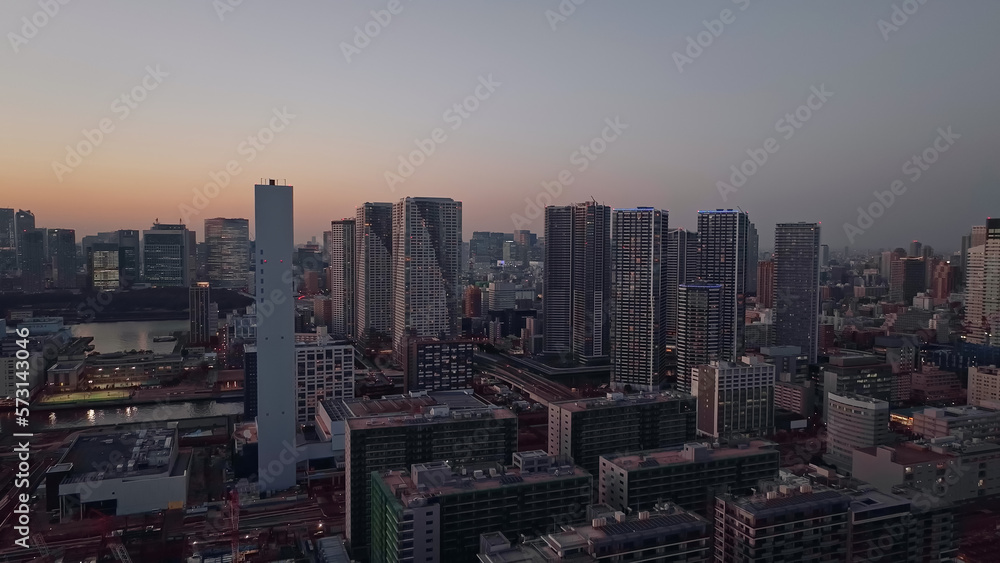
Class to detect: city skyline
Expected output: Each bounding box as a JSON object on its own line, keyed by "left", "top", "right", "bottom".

{"left": 3, "top": 1, "right": 999, "bottom": 249}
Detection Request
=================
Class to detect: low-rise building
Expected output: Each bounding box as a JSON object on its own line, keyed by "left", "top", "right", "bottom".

{"left": 910, "top": 364, "right": 965, "bottom": 404}
{"left": 47, "top": 360, "right": 85, "bottom": 389}
{"left": 774, "top": 380, "right": 815, "bottom": 417}
{"left": 911, "top": 405, "right": 1000, "bottom": 441}
{"left": 852, "top": 439, "right": 1000, "bottom": 505}
{"left": 45, "top": 428, "right": 189, "bottom": 520}
{"left": 968, "top": 365, "right": 1000, "bottom": 408}
{"left": 403, "top": 336, "right": 475, "bottom": 392}
{"left": 84, "top": 351, "right": 184, "bottom": 388}
{"left": 599, "top": 441, "right": 780, "bottom": 517}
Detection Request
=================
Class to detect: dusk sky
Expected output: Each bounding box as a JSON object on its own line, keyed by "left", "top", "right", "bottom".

{"left": 3, "top": 0, "right": 998, "bottom": 251}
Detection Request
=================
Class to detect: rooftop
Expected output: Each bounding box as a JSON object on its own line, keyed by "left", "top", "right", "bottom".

{"left": 49, "top": 361, "right": 84, "bottom": 371}
{"left": 826, "top": 350, "right": 886, "bottom": 368}
{"left": 725, "top": 489, "right": 848, "bottom": 517}
{"left": 379, "top": 458, "right": 589, "bottom": 506}
{"left": 604, "top": 440, "right": 778, "bottom": 469}
{"left": 855, "top": 442, "right": 953, "bottom": 465}
{"left": 828, "top": 393, "right": 890, "bottom": 409}
{"left": 344, "top": 390, "right": 515, "bottom": 430}
{"left": 550, "top": 391, "right": 693, "bottom": 413}
{"left": 847, "top": 489, "right": 911, "bottom": 516}
{"left": 915, "top": 405, "right": 999, "bottom": 420}
{"left": 56, "top": 428, "right": 178, "bottom": 483}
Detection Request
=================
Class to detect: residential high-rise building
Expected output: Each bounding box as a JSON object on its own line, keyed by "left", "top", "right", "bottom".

{"left": 714, "top": 485, "right": 851, "bottom": 562}
{"left": 189, "top": 282, "right": 212, "bottom": 345}
{"left": 14, "top": 209, "right": 35, "bottom": 271}
{"left": 329, "top": 219, "right": 356, "bottom": 339}
{"left": 204, "top": 217, "right": 249, "bottom": 289}
{"left": 142, "top": 222, "right": 190, "bottom": 287}
{"left": 773, "top": 222, "right": 820, "bottom": 363}
{"left": 972, "top": 225, "right": 988, "bottom": 247}
{"left": 965, "top": 218, "right": 1000, "bottom": 345}
{"left": 887, "top": 248, "right": 907, "bottom": 301}
{"left": 47, "top": 228, "right": 76, "bottom": 289}
{"left": 391, "top": 198, "right": 462, "bottom": 362}
{"left": 696, "top": 209, "right": 750, "bottom": 361}
{"left": 746, "top": 221, "right": 759, "bottom": 295}
{"left": 665, "top": 228, "right": 698, "bottom": 346}
{"left": 543, "top": 202, "right": 612, "bottom": 362}
{"left": 931, "top": 260, "right": 956, "bottom": 298}
{"left": 692, "top": 357, "right": 775, "bottom": 442}
{"left": 478, "top": 503, "right": 712, "bottom": 563}
{"left": 756, "top": 260, "right": 775, "bottom": 308}
{"left": 20, "top": 229, "right": 45, "bottom": 292}
{"left": 611, "top": 208, "right": 668, "bottom": 391}
{"left": 343, "top": 393, "right": 518, "bottom": 559}
{"left": 823, "top": 393, "right": 890, "bottom": 473}
{"left": 371, "top": 454, "right": 591, "bottom": 563}
{"left": 88, "top": 243, "right": 120, "bottom": 291}
{"left": 294, "top": 333, "right": 354, "bottom": 423}
{"left": 599, "top": 441, "right": 780, "bottom": 517}
{"left": 355, "top": 202, "right": 394, "bottom": 346}
{"left": 966, "top": 244, "right": 988, "bottom": 343}
{"left": 253, "top": 181, "right": 296, "bottom": 493}
{"left": 676, "top": 283, "right": 722, "bottom": 394}
{"left": 0, "top": 208, "right": 15, "bottom": 273}
{"left": 547, "top": 391, "right": 696, "bottom": 477}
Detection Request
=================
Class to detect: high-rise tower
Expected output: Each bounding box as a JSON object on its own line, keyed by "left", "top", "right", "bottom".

{"left": 390, "top": 197, "right": 462, "bottom": 361}
{"left": 773, "top": 222, "right": 821, "bottom": 363}
{"left": 543, "top": 202, "right": 611, "bottom": 361}
{"left": 665, "top": 228, "right": 699, "bottom": 346}
{"left": 254, "top": 180, "right": 296, "bottom": 493}
{"left": 696, "top": 209, "right": 750, "bottom": 361}
{"left": 329, "top": 219, "right": 356, "bottom": 339}
{"left": 355, "top": 202, "right": 393, "bottom": 347}
{"left": 611, "top": 207, "right": 668, "bottom": 391}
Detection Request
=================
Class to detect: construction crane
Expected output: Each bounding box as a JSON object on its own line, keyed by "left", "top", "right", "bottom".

{"left": 225, "top": 488, "right": 243, "bottom": 563}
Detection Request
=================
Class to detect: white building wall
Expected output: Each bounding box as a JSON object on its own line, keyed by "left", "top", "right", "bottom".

{"left": 254, "top": 182, "right": 297, "bottom": 492}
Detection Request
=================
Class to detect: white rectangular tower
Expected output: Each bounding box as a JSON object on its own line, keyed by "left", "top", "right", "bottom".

{"left": 254, "top": 180, "right": 297, "bottom": 492}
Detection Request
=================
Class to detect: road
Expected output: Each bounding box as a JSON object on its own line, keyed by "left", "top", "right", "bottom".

{"left": 479, "top": 358, "right": 577, "bottom": 405}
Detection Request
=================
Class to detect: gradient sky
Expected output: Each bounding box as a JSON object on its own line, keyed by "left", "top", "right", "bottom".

{"left": 3, "top": 0, "right": 998, "bottom": 251}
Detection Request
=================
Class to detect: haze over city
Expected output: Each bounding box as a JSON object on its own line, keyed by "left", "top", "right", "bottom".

{"left": 5, "top": 3, "right": 1000, "bottom": 562}
{"left": 3, "top": 0, "right": 999, "bottom": 248}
